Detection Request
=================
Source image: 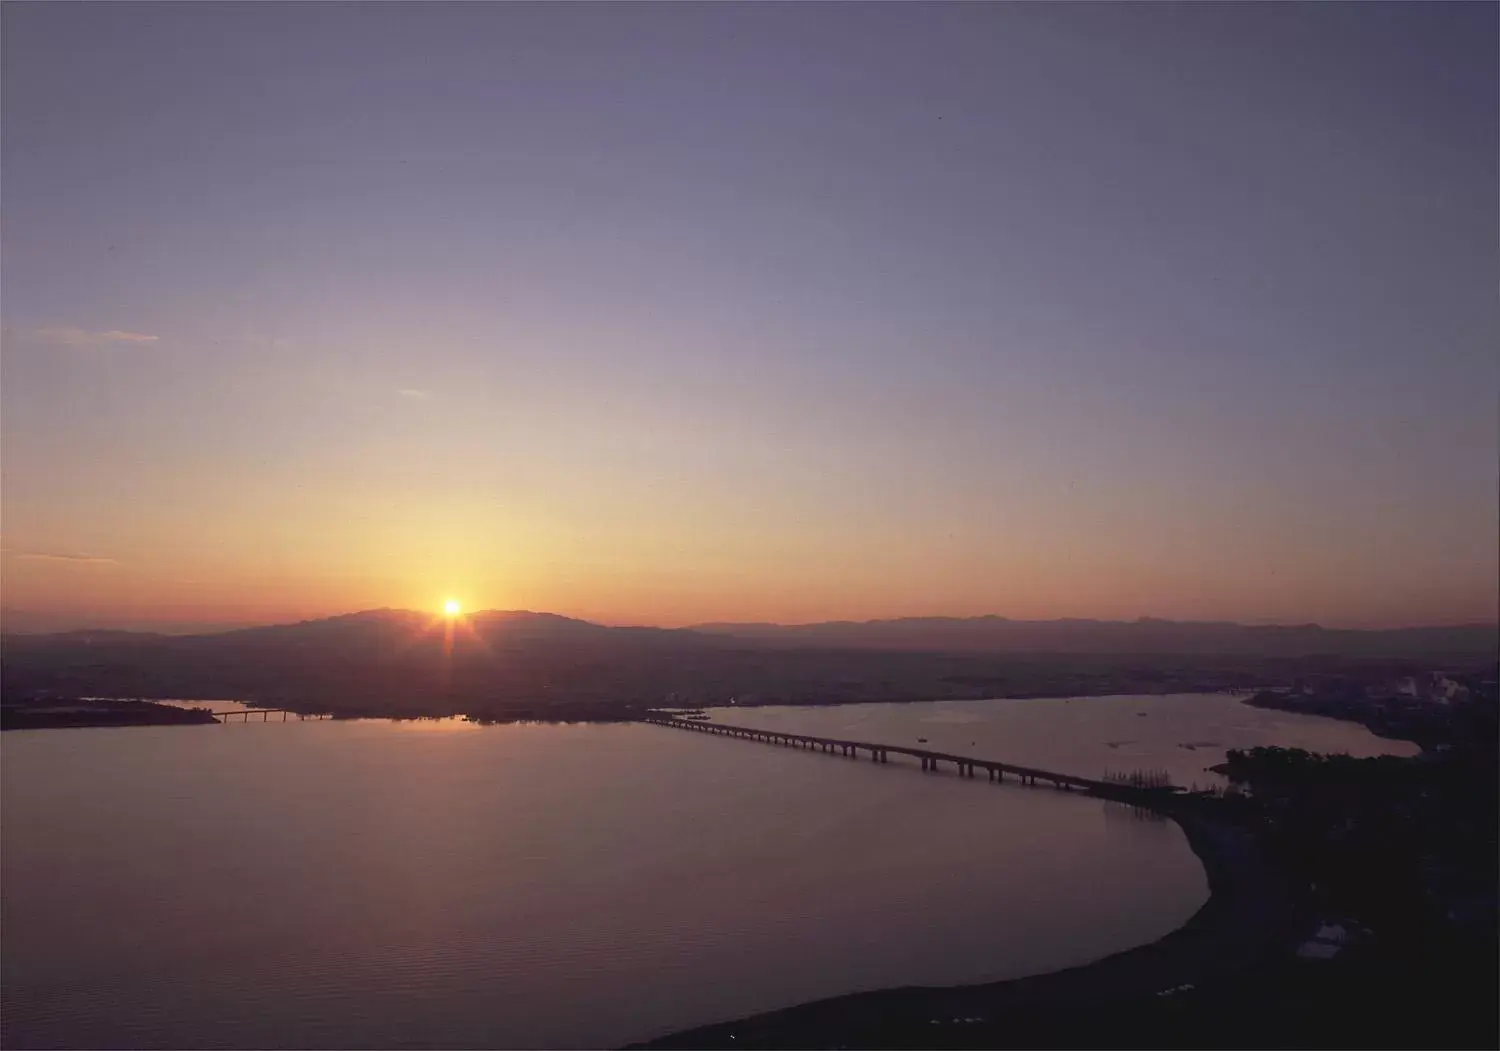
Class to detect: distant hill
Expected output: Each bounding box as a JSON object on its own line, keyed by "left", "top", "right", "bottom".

{"left": 689, "top": 616, "right": 1499, "bottom": 659}
{"left": 3, "top": 609, "right": 1493, "bottom": 720}
{"left": 0, "top": 609, "right": 725, "bottom": 717}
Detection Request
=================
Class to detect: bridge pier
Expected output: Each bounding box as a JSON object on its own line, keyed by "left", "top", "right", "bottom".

{"left": 644, "top": 716, "right": 1118, "bottom": 797}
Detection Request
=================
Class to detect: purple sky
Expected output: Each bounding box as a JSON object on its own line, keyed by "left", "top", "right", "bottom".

{"left": 2, "top": 3, "right": 1496, "bottom": 630}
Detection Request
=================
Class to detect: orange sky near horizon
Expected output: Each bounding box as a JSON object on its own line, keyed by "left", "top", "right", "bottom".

{"left": 4, "top": 511, "right": 1494, "bottom": 632}
{"left": 3, "top": 5, "right": 1496, "bottom": 635}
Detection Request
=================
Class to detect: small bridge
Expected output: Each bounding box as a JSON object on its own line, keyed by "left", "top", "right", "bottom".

{"left": 642, "top": 715, "right": 1175, "bottom": 800}
{"left": 218, "top": 709, "right": 331, "bottom": 723}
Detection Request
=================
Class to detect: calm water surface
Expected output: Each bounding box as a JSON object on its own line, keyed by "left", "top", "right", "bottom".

{"left": 2, "top": 694, "right": 1410, "bottom": 1049}
{"left": 705, "top": 692, "right": 1419, "bottom": 789}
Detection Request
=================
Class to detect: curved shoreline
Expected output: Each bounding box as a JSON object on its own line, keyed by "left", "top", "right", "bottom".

{"left": 629, "top": 801, "right": 1293, "bottom": 1049}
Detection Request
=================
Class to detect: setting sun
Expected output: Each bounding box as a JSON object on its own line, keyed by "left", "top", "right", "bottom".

{"left": 443, "top": 599, "right": 462, "bottom": 616}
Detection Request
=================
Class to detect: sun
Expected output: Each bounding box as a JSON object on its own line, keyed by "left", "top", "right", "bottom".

{"left": 443, "top": 599, "right": 462, "bottom": 617}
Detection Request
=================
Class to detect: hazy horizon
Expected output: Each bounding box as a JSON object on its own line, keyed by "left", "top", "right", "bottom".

{"left": 2, "top": 602, "right": 1494, "bottom": 637}
{"left": 4, "top": 4, "right": 1496, "bottom": 632}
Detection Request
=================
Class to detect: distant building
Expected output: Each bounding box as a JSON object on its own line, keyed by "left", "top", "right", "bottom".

{"left": 1296, "top": 941, "right": 1340, "bottom": 960}
{"left": 1393, "top": 673, "right": 1468, "bottom": 705}
{"left": 1296, "top": 920, "right": 1368, "bottom": 960}
{"left": 1436, "top": 676, "right": 1470, "bottom": 703}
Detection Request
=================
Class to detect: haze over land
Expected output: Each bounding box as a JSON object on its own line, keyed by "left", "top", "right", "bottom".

{"left": 5, "top": 608, "right": 1494, "bottom": 722}
{"left": 2, "top": 4, "right": 1496, "bottom": 633}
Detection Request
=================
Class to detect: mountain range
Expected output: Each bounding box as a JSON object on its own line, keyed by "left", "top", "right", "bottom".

{"left": 3, "top": 609, "right": 1493, "bottom": 720}
{"left": 688, "top": 616, "right": 1497, "bottom": 658}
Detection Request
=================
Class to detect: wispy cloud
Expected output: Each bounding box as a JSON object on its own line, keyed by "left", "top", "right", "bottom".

{"left": 34, "top": 327, "right": 160, "bottom": 349}
{"left": 18, "top": 552, "right": 120, "bottom": 565}
{"left": 397, "top": 388, "right": 433, "bottom": 400}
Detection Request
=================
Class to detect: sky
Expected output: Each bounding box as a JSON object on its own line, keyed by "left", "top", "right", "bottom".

{"left": 2, "top": 3, "right": 1496, "bottom": 632}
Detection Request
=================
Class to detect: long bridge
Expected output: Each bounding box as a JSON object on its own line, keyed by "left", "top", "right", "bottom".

{"left": 642, "top": 714, "right": 1172, "bottom": 799}
{"left": 218, "top": 709, "right": 331, "bottom": 723}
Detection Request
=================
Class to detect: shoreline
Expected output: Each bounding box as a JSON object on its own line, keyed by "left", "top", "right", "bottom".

{"left": 0, "top": 699, "right": 220, "bottom": 731}
{"left": 629, "top": 800, "right": 1293, "bottom": 1049}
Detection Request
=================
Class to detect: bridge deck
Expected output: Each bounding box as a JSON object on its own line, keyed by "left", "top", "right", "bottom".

{"left": 642, "top": 715, "right": 1171, "bottom": 800}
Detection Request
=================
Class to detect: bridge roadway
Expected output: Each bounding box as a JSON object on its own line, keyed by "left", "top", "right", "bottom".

{"left": 218, "top": 709, "right": 331, "bottom": 722}
{"left": 642, "top": 715, "right": 1165, "bottom": 799}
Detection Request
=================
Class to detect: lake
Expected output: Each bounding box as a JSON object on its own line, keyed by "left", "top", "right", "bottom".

{"left": 2, "top": 694, "right": 1412, "bottom": 1049}
{"left": 699, "top": 692, "right": 1420, "bottom": 790}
